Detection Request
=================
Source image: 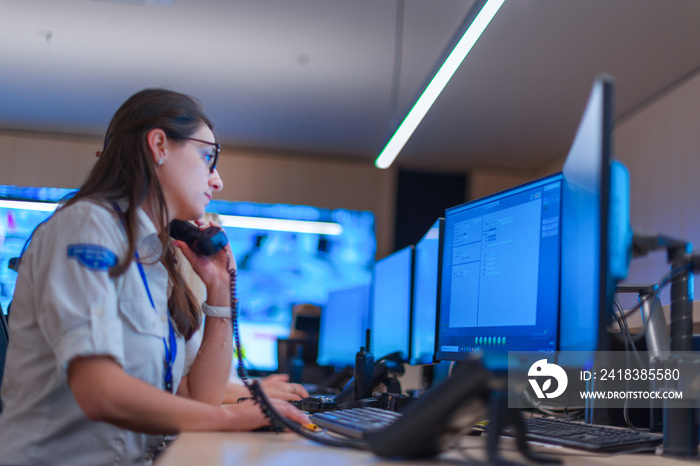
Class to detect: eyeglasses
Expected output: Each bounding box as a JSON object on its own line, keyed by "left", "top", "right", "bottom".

{"left": 167, "top": 134, "right": 220, "bottom": 173}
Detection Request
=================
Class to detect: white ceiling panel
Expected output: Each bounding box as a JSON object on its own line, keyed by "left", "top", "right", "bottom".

{"left": 1, "top": 0, "right": 699, "bottom": 171}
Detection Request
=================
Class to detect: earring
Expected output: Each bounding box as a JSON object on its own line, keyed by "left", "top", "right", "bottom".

{"left": 157, "top": 158, "right": 164, "bottom": 167}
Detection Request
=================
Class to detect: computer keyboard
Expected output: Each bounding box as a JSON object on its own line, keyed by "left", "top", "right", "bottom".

{"left": 521, "top": 417, "right": 663, "bottom": 452}
{"left": 309, "top": 407, "right": 402, "bottom": 439}
{"left": 310, "top": 408, "right": 663, "bottom": 453}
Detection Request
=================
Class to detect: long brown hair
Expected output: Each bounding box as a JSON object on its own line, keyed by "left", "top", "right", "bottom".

{"left": 64, "top": 88, "right": 211, "bottom": 340}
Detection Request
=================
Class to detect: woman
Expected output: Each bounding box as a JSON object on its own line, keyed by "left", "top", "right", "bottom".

{"left": 0, "top": 89, "right": 307, "bottom": 465}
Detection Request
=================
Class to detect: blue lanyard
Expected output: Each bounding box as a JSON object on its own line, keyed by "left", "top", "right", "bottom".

{"left": 134, "top": 253, "right": 178, "bottom": 393}
{"left": 112, "top": 203, "right": 177, "bottom": 393}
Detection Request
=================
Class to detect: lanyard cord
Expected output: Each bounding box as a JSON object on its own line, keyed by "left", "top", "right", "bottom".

{"left": 112, "top": 203, "right": 177, "bottom": 393}
{"left": 134, "top": 251, "right": 178, "bottom": 393}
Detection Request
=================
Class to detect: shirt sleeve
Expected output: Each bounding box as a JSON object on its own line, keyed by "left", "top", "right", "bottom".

{"left": 29, "top": 202, "right": 128, "bottom": 379}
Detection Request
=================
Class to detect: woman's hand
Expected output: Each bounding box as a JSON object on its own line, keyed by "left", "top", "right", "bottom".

{"left": 223, "top": 398, "right": 310, "bottom": 431}
{"left": 260, "top": 374, "right": 310, "bottom": 401}
{"left": 173, "top": 219, "right": 235, "bottom": 307}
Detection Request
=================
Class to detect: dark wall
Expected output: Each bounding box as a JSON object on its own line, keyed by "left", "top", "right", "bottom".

{"left": 393, "top": 169, "right": 467, "bottom": 252}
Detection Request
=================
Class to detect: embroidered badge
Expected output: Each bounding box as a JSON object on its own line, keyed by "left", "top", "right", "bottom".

{"left": 67, "top": 244, "right": 118, "bottom": 271}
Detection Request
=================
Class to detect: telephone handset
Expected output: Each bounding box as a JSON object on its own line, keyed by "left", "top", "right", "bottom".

{"left": 365, "top": 359, "right": 560, "bottom": 464}
{"left": 169, "top": 219, "right": 228, "bottom": 256}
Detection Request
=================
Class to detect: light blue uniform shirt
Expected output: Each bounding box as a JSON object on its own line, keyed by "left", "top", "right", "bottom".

{"left": 0, "top": 200, "right": 193, "bottom": 465}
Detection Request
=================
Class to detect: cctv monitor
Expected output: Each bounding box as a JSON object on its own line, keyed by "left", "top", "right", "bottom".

{"left": 409, "top": 219, "right": 444, "bottom": 365}
{"left": 434, "top": 173, "right": 563, "bottom": 369}
{"left": 370, "top": 246, "right": 414, "bottom": 362}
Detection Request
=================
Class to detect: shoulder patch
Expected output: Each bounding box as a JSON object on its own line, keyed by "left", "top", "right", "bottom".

{"left": 67, "top": 244, "right": 118, "bottom": 271}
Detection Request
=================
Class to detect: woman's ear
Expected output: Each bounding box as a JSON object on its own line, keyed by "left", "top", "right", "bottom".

{"left": 146, "top": 128, "right": 168, "bottom": 165}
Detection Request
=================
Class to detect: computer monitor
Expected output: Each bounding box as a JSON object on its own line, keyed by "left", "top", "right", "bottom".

{"left": 409, "top": 219, "right": 444, "bottom": 366}
{"left": 316, "top": 284, "right": 371, "bottom": 367}
{"left": 434, "top": 173, "right": 563, "bottom": 368}
{"left": 559, "top": 76, "right": 630, "bottom": 355}
{"left": 0, "top": 186, "right": 74, "bottom": 313}
{"left": 370, "top": 246, "right": 414, "bottom": 362}
{"left": 236, "top": 322, "right": 290, "bottom": 372}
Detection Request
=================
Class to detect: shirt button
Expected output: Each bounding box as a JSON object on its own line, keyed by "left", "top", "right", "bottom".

{"left": 94, "top": 307, "right": 104, "bottom": 317}
{"left": 161, "top": 315, "right": 167, "bottom": 322}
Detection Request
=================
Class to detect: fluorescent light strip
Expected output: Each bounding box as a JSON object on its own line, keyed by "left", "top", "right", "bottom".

{"left": 375, "top": 0, "right": 504, "bottom": 169}
{"left": 0, "top": 200, "right": 58, "bottom": 212}
{"left": 0, "top": 200, "right": 344, "bottom": 236}
{"left": 219, "top": 214, "right": 343, "bottom": 236}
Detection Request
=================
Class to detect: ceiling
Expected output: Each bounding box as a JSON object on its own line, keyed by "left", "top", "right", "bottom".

{"left": 1, "top": 0, "right": 700, "bottom": 173}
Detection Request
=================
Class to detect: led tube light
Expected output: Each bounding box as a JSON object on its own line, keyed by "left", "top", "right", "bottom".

{"left": 0, "top": 201, "right": 344, "bottom": 235}
{"left": 219, "top": 214, "right": 343, "bottom": 236}
{"left": 375, "top": 0, "right": 504, "bottom": 169}
{"left": 0, "top": 200, "right": 58, "bottom": 212}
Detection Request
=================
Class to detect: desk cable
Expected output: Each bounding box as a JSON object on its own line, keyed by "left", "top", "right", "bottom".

{"left": 228, "top": 269, "right": 369, "bottom": 449}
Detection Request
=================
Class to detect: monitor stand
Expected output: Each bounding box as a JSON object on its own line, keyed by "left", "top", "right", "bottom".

{"left": 485, "top": 389, "right": 561, "bottom": 465}
{"left": 631, "top": 232, "right": 699, "bottom": 457}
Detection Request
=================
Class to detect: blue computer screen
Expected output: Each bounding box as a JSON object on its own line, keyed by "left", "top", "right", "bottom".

{"left": 316, "top": 284, "right": 371, "bottom": 367}
{"left": 370, "top": 246, "right": 414, "bottom": 361}
{"left": 435, "top": 174, "right": 562, "bottom": 362}
{"left": 409, "top": 219, "right": 443, "bottom": 365}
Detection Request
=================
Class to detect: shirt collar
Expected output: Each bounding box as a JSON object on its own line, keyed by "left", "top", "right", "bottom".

{"left": 134, "top": 207, "right": 163, "bottom": 262}
{"left": 110, "top": 199, "right": 164, "bottom": 262}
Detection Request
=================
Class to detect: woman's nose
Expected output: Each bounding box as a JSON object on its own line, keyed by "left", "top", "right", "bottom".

{"left": 209, "top": 168, "right": 224, "bottom": 191}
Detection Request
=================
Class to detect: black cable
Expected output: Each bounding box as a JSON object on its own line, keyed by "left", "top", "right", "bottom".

{"left": 611, "top": 301, "right": 646, "bottom": 432}
{"left": 228, "top": 269, "right": 371, "bottom": 449}
{"left": 611, "top": 300, "right": 645, "bottom": 369}
{"left": 246, "top": 379, "right": 369, "bottom": 449}
{"left": 229, "top": 270, "right": 249, "bottom": 382}
{"left": 614, "top": 299, "right": 644, "bottom": 344}
{"left": 619, "top": 333, "right": 649, "bottom": 433}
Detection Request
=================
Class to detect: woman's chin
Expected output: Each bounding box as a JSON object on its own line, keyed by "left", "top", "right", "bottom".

{"left": 173, "top": 210, "right": 204, "bottom": 222}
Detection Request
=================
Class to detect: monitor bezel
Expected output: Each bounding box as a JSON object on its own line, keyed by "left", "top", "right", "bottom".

{"left": 558, "top": 76, "right": 615, "bottom": 355}
{"left": 409, "top": 218, "right": 444, "bottom": 366}
{"left": 433, "top": 172, "right": 564, "bottom": 364}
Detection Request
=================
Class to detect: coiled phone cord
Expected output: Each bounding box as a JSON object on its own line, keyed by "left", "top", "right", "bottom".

{"left": 228, "top": 269, "right": 369, "bottom": 449}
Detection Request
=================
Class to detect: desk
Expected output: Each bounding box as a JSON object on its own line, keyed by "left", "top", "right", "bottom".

{"left": 155, "top": 431, "right": 698, "bottom": 465}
